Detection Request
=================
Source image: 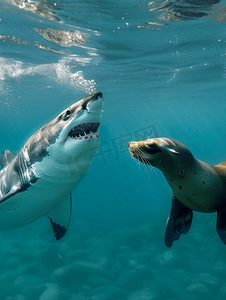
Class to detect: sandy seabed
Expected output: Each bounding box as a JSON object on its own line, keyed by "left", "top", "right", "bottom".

{"left": 1, "top": 213, "right": 226, "bottom": 300}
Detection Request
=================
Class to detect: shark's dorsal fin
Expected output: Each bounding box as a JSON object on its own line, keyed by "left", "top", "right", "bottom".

{"left": 46, "top": 194, "right": 72, "bottom": 240}
{"left": 0, "top": 150, "right": 17, "bottom": 170}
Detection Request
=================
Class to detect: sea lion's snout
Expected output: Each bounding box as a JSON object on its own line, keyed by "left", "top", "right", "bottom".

{"left": 128, "top": 140, "right": 159, "bottom": 166}
{"left": 128, "top": 141, "right": 138, "bottom": 158}
{"left": 128, "top": 141, "right": 146, "bottom": 154}
{"left": 128, "top": 141, "right": 137, "bottom": 149}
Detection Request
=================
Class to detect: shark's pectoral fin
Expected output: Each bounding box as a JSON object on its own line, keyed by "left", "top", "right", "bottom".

{"left": 164, "top": 194, "right": 193, "bottom": 248}
{"left": 0, "top": 150, "right": 17, "bottom": 170}
{"left": 0, "top": 188, "right": 20, "bottom": 204}
{"left": 46, "top": 194, "right": 72, "bottom": 240}
{"left": 216, "top": 202, "right": 226, "bottom": 245}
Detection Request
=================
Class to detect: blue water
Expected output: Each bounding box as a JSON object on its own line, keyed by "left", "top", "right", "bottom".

{"left": 1, "top": 0, "right": 226, "bottom": 299}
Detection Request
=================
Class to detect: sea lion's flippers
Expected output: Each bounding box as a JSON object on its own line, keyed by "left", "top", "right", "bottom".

{"left": 216, "top": 203, "right": 226, "bottom": 245}
{"left": 165, "top": 194, "right": 193, "bottom": 247}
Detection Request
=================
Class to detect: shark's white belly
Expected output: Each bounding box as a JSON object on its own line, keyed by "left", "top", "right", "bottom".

{"left": 0, "top": 162, "right": 88, "bottom": 229}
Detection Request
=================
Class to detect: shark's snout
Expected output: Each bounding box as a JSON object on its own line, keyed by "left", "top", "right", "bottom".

{"left": 87, "top": 92, "right": 104, "bottom": 113}
{"left": 62, "top": 92, "right": 103, "bottom": 142}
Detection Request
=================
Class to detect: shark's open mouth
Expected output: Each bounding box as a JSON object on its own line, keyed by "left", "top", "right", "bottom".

{"left": 68, "top": 123, "right": 100, "bottom": 140}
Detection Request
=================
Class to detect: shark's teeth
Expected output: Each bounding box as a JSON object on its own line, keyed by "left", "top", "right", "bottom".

{"left": 68, "top": 123, "right": 100, "bottom": 140}
{"left": 70, "top": 132, "right": 100, "bottom": 140}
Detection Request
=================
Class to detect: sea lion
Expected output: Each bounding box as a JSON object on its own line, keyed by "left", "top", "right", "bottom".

{"left": 128, "top": 138, "right": 226, "bottom": 247}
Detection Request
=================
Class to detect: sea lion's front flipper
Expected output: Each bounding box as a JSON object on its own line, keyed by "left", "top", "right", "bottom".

{"left": 165, "top": 194, "right": 193, "bottom": 247}
{"left": 216, "top": 203, "right": 226, "bottom": 245}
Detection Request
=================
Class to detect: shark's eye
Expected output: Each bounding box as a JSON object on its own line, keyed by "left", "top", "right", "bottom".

{"left": 66, "top": 110, "right": 71, "bottom": 115}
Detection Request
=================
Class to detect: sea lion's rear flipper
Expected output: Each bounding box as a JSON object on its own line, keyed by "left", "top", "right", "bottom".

{"left": 216, "top": 203, "right": 226, "bottom": 245}
{"left": 164, "top": 194, "right": 193, "bottom": 248}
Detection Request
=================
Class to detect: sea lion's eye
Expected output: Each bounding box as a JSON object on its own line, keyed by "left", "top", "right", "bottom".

{"left": 66, "top": 110, "right": 71, "bottom": 116}
{"left": 168, "top": 149, "right": 181, "bottom": 156}
{"left": 175, "top": 152, "right": 182, "bottom": 157}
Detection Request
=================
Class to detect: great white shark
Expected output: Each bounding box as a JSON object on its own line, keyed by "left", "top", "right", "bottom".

{"left": 0, "top": 92, "right": 104, "bottom": 240}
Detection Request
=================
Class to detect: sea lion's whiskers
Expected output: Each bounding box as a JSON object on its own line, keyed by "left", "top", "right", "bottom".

{"left": 129, "top": 144, "right": 155, "bottom": 176}
{"left": 135, "top": 147, "right": 152, "bottom": 179}
{"left": 136, "top": 153, "right": 150, "bottom": 178}
{"left": 136, "top": 147, "right": 156, "bottom": 175}
{"left": 128, "top": 148, "right": 142, "bottom": 171}
{"left": 128, "top": 148, "right": 135, "bottom": 160}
